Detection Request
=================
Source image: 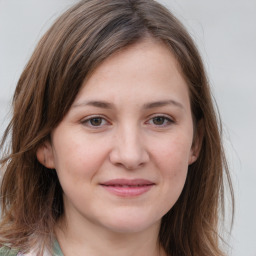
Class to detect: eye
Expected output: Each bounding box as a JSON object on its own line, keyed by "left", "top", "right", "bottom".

{"left": 89, "top": 117, "right": 104, "bottom": 126}
{"left": 81, "top": 116, "right": 109, "bottom": 128}
{"left": 147, "top": 115, "right": 174, "bottom": 127}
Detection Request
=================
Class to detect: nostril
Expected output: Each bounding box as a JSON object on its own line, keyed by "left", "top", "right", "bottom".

{"left": 109, "top": 131, "right": 150, "bottom": 169}
{"left": 109, "top": 147, "right": 149, "bottom": 170}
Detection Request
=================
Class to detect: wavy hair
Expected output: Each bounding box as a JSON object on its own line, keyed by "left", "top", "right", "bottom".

{"left": 0, "top": 0, "right": 234, "bottom": 255}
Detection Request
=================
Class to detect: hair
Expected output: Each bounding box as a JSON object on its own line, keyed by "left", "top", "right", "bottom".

{"left": 0, "top": 0, "right": 234, "bottom": 255}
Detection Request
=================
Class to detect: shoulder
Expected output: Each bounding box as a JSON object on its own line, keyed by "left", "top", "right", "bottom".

{"left": 0, "top": 246, "right": 21, "bottom": 256}
{"left": 0, "top": 240, "right": 61, "bottom": 256}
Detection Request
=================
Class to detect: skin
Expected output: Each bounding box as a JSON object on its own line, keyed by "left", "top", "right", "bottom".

{"left": 37, "top": 38, "right": 200, "bottom": 256}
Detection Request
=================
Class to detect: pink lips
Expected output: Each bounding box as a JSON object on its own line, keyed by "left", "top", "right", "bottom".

{"left": 100, "top": 179, "right": 155, "bottom": 197}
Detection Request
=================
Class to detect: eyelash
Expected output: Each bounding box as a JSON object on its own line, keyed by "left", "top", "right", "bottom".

{"left": 146, "top": 115, "right": 174, "bottom": 127}
{"left": 81, "top": 116, "right": 110, "bottom": 128}
{"left": 81, "top": 115, "right": 174, "bottom": 129}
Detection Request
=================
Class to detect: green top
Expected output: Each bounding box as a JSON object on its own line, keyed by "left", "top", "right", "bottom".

{"left": 0, "top": 246, "right": 19, "bottom": 256}
{"left": 53, "top": 240, "right": 64, "bottom": 256}
{"left": 0, "top": 240, "right": 64, "bottom": 256}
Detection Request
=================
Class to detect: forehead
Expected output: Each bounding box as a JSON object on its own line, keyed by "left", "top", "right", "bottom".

{"left": 83, "top": 37, "right": 182, "bottom": 79}
{"left": 71, "top": 39, "right": 191, "bottom": 115}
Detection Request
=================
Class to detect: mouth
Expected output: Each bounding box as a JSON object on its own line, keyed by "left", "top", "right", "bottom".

{"left": 100, "top": 179, "right": 155, "bottom": 197}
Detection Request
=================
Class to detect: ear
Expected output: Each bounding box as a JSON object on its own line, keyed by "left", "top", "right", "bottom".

{"left": 188, "top": 120, "right": 204, "bottom": 165}
{"left": 36, "top": 140, "right": 55, "bottom": 169}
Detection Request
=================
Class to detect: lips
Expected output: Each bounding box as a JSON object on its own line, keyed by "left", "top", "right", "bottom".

{"left": 100, "top": 179, "right": 155, "bottom": 197}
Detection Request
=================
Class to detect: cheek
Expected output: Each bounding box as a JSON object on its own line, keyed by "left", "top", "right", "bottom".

{"left": 152, "top": 134, "right": 192, "bottom": 200}
{"left": 155, "top": 133, "right": 192, "bottom": 171}
{"left": 52, "top": 133, "right": 108, "bottom": 184}
{"left": 157, "top": 155, "right": 189, "bottom": 214}
{"left": 161, "top": 154, "right": 188, "bottom": 194}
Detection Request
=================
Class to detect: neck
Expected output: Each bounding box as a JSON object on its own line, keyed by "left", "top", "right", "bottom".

{"left": 55, "top": 215, "right": 166, "bottom": 256}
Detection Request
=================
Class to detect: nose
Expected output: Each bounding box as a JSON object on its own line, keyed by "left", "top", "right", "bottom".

{"left": 109, "top": 125, "right": 149, "bottom": 170}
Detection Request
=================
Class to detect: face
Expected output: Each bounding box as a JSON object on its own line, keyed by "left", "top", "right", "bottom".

{"left": 38, "top": 39, "right": 199, "bottom": 235}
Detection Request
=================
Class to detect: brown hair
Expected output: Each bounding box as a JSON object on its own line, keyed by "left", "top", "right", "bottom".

{"left": 0, "top": 0, "right": 234, "bottom": 255}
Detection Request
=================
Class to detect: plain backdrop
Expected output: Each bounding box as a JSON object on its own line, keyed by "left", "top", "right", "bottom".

{"left": 0, "top": 0, "right": 255, "bottom": 255}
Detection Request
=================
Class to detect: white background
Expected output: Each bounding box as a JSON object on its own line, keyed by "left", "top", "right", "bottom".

{"left": 0, "top": 0, "right": 255, "bottom": 255}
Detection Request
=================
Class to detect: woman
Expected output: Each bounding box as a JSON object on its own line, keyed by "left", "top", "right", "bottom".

{"left": 0, "top": 0, "right": 234, "bottom": 255}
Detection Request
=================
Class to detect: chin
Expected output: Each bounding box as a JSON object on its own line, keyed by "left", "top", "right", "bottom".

{"left": 100, "top": 212, "right": 161, "bottom": 234}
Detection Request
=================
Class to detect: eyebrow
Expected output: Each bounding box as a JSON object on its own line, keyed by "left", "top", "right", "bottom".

{"left": 143, "top": 100, "right": 184, "bottom": 110}
{"left": 72, "top": 101, "right": 114, "bottom": 109}
{"left": 72, "top": 99, "right": 184, "bottom": 110}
